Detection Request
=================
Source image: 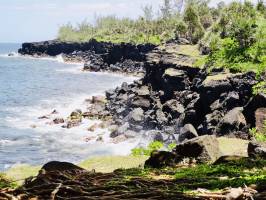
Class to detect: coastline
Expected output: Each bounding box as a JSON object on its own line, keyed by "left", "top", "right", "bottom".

{"left": 0, "top": 51, "right": 144, "bottom": 171}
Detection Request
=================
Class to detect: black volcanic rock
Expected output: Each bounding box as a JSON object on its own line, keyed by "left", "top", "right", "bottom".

{"left": 19, "top": 39, "right": 156, "bottom": 74}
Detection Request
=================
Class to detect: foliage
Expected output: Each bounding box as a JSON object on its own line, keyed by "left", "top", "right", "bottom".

{"left": 57, "top": 0, "right": 222, "bottom": 44}
{"left": 131, "top": 141, "right": 164, "bottom": 156}
{"left": 0, "top": 174, "right": 16, "bottom": 189}
{"left": 105, "top": 158, "right": 266, "bottom": 193}
{"left": 249, "top": 120, "right": 266, "bottom": 142}
{"left": 174, "top": 158, "right": 266, "bottom": 191}
{"left": 253, "top": 81, "right": 266, "bottom": 95}
{"left": 205, "top": 1, "right": 266, "bottom": 73}
{"left": 167, "top": 143, "right": 177, "bottom": 151}
{"left": 183, "top": 3, "right": 205, "bottom": 43}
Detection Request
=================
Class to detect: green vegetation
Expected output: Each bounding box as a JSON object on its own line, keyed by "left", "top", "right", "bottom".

{"left": 131, "top": 141, "right": 164, "bottom": 156}
{"left": 79, "top": 155, "right": 148, "bottom": 173}
{"left": 250, "top": 120, "right": 266, "bottom": 142}
{"left": 205, "top": 1, "right": 266, "bottom": 73}
{"left": 0, "top": 173, "right": 16, "bottom": 189}
{"left": 57, "top": 1, "right": 266, "bottom": 75}
{"left": 104, "top": 158, "right": 266, "bottom": 193}
{"left": 57, "top": 0, "right": 218, "bottom": 45}
{"left": 253, "top": 81, "right": 266, "bottom": 95}
{"left": 173, "top": 158, "right": 266, "bottom": 191}
{"left": 5, "top": 164, "right": 40, "bottom": 186}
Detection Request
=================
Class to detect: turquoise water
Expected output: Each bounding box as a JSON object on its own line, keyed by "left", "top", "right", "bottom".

{"left": 0, "top": 43, "right": 137, "bottom": 170}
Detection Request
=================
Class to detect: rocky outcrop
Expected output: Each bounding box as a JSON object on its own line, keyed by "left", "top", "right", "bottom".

{"left": 30, "top": 40, "right": 264, "bottom": 145}
{"left": 19, "top": 39, "right": 156, "bottom": 75}
{"left": 145, "top": 135, "right": 221, "bottom": 168}
{"left": 105, "top": 44, "right": 259, "bottom": 142}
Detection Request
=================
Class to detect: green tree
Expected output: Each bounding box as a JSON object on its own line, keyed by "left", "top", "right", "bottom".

{"left": 183, "top": 3, "right": 204, "bottom": 43}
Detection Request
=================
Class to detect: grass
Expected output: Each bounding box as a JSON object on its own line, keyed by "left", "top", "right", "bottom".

{"left": 173, "top": 158, "right": 266, "bottom": 191}
{"left": 177, "top": 45, "right": 201, "bottom": 58}
{"left": 4, "top": 156, "right": 148, "bottom": 186}
{"left": 2, "top": 137, "right": 251, "bottom": 188}
{"left": 0, "top": 173, "right": 16, "bottom": 189}
{"left": 102, "top": 158, "right": 266, "bottom": 193}
{"left": 5, "top": 164, "right": 40, "bottom": 185}
{"left": 79, "top": 155, "right": 148, "bottom": 173}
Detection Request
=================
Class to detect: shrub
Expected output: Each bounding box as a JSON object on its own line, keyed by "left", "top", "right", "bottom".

{"left": 131, "top": 141, "right": 164, "bottom": 156}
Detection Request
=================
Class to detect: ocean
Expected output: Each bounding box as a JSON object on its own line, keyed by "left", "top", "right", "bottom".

{"left": 0, "top": 43, "right": 138, "bottom": 171}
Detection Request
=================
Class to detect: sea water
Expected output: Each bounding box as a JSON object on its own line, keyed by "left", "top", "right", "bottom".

{"left": 0, "top": 43, "right": 138, "bottom": 171}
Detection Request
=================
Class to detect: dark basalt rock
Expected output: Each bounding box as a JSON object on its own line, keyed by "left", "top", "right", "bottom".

{"left": 145, "top": 151, "right": 178, "bottom": 168}
{"left": 145, "top": 135, "right": 221, "bottom": 168}
{"left": 19, "top": 39, "right": 156, "bottom": 74}
{"left": 174, "top": 135, "right": 221, "bottom": 164}
{"left": 104, "top": 47, "right": 259, "bottom": 141}
{"left": 248, "top": 141, "right": 266, "bottom": 159}
{"left": 21, "top": 40, "right": 263, "bottom": 143}
{"left": 217, "top": 107, "right": 247, "bottom": 136}
{"left": 41, "top": 161, "right": 85, "bottom": 172}
{"left": 178, "top": 124, "right": 198, "bottom": 142}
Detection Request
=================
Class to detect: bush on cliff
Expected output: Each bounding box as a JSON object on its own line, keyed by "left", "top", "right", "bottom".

{"left": 205, "top": 1, "right": 266, "bottom": 73}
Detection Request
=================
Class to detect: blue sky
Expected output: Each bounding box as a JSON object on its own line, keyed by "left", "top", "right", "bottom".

{"left": 0, "top": 0, "right": 242, "bottom": 43}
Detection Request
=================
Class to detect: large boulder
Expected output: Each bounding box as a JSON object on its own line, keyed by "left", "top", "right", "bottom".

{"left": 174, "top": 135, "right": 221, "bottom": 164}
{"left": 178, "top": 124, "right": 198, "bottom": 142}
{"left": 218, "top": 107, "right": 247, "bottom": 135}
{"left": 41, "top": 161, "right": 85, "bottom": 173}
{"left": 145, "top": 151, "right": 178, "bottom": 168}
{"left": 248, "top": 141, "right": 266, "bottom": 159}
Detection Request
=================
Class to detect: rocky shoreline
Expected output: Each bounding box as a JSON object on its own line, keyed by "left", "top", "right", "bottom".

{"left": 18, "top": 39, "right": 266, "bottom": 146}
{"left": 1, "top": 39, "right": 265, "bottom": 199}
{"left": 18, "top": 39, "right": 155, "bottom": 76}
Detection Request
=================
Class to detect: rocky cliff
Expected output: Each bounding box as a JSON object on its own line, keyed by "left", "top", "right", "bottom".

{"left": 103, "top": 42, "right": 266, "bottom": 144}
{"left": 19, "top": 39, "right": 156, "bottom": 75}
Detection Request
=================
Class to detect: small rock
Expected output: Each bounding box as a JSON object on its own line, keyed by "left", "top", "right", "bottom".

{"left": 42, "top": 161, "right": 85, "bottom": 172}
{"left": 88, "top": 124, "right": 99, "bottom": 132}
{"left": 91, "top": 96, "right": 106, "bottom": 104}
{"left": 163, "top": 100, "right": 184, "bottom": 118}
{"left": 30, "top": 125, "right": 37, "bottom": 128}
{"left": 53, "top": 118, "right": 64, "bottom": 124}
{"left": 70, "top": 109, "right": 82, "bottom": 119}
{"left": 225, "top": 187, "right": 243, "bottom": 200}
{"left": 51, "top": 109, "right": 58, "bottom": 114}
{"left": 110, "top": 122, "right": 130, "bottom": 138}
{"left": 38, "top": 115, "right": 49, "bottom": 119}
{"left": 136, "top": 86, "right": 150, "bottom": 96}
{"left": 129, "top": 108, "right": 144, "bottom": 122}
{"left": 131, "top": 97, "right": 151, "bottom": 109}
{"left": 96, "top": 136, "right": 104, "bottom": 142}
{"left": 156, "top": 109, "right": 168, "bottom": 124}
